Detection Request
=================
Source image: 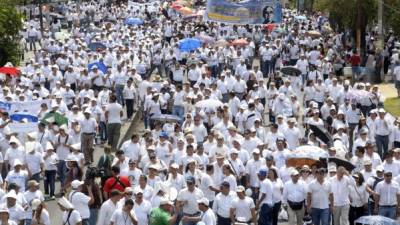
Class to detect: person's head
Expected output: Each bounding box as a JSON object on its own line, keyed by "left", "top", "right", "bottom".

{"left": 352, "top": 172, "right": 365, "bottom": 186}
{"left": 5, "top": 190, "right": 17, "bottom": 207}
{"left": 206, "top": 164, "right": 214, "bottom": 175}
{"left": 159, "top": 199, "right": 174, "bottom": 212}
{"left": 197, "top": 198, "right": 209, "bottom": 212}
{"left": 116, "top": 150, "right": 125, "bottom": 161}
{"left": 111, "top": 166, "right": 121, "bottom": 176}
{"left": 337, "top": 166, "right": 346, "bottom": 178}
{"left": 257, "top": 168, "right": 268, "bottom": 181}
{"left": 220, "top": 181, "right": 230, "bottom": 194}
{"left": 384, "top": 171, "right": 392, "bottom": 183}
{"left": 267, "top": 167, "right": 278, "bottom": 181}
{"left": 316, "top": 168, "right": 326, "bottom": 180}
{"left": 0, "top": 208, "right": 9, "bottom": 221}
{"left": 123, "top": 199, "right": 134, "bottom": 212}
{"left": 236, "top": 186, "right": 246, "bottom": 199}
{"left": 291, "top": 169, "right": 300, "bottom": 183}
{"left": 186, "top": 176, "right": 196, "bottom": 191}
{"left": 138, "top": 175, "right": 147, "bottom": 187}
{"left": 27, "top": 180, "right": 39, "bottom": 192}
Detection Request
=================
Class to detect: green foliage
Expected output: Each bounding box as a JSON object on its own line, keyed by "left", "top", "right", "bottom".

{"left": 384, "top": 0, "right": 400, "bottom": 36}
{"left": 0, "top": 0, "right": 23, "bottom": 66}
{"left": 384, "top": 97, "right": 400, "bottom": 117}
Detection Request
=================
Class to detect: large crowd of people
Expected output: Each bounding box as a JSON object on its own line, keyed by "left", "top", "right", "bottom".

{"left": 0, "top": 0, "right": 399, "bottom": 225}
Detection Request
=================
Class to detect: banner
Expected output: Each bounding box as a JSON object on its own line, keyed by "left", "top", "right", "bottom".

{"left": 0, "top": 100, "right": 50, "bottom": 115}
{"left": 205, "top": 0, "right": 282, "bottom": 24}
{"left": 9, "top": 122, "right": 38, "bottom": 134}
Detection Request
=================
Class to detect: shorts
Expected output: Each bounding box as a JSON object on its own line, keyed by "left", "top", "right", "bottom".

{"left": 396, "top": 80, "right": 400, "bottom": 90}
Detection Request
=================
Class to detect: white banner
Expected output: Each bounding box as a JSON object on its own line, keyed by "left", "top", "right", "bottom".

{"left": 0, "top": 100, "right": 50, "bottom": 115}
{"left": 9, "top": 122, "right": 38, "bottom": 134}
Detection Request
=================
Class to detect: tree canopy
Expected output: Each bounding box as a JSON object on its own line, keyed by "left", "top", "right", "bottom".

{"left": 0, "top": 0, "right": 23, "bottom": 66}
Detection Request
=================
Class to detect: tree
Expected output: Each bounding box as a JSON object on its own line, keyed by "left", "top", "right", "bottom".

{"left": 0, "top": 0, "right": 23, "bottom": 66}
{"left": 314, "top": 0, "right": 377, "bottom": 54}
{"left": 383, "top": 0, "right": 400, "bottom": 36}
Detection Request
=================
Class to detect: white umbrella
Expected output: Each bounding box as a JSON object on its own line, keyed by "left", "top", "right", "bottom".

{"left": 195, "top": 99, "right": 223, "bottom": 109}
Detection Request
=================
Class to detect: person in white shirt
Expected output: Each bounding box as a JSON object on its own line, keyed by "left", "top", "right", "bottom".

{"left": 123, "top": 78, "right": 136, "bottom": 119}
{"left": 97, "top": 190, "right": 121, "bottom": 225}
{"left": 257, "top": 167, "right": 274, "bottom": 225}
{"left": 68, "top": 180, "right": 94, "bottom": 224}
{"left": 212, "top": 181, "right": 236, "bottom": 225}
{"left": 374, "top": 108, "right": 391, "bottom": 157}
{"left": 24, "top": 142, "right": 44, "bottom": 183}
{"left": 80, "top": 109, "right": 98, "bottom": 164}
{"left": 329, "top": 166, "right": 356, "bottom": 225}
{"left": 348, "top": 172, "right": 369, "bottom": 225}
{"left": 58, "top": 197, "right": 82, "bottom": 225}
{"left": 182, "top": 197, "right": 216, "bottom": 225}
{"left": 110, "top": 199, "right": 138, "bottom": 225}
{"left": 133, "top": 189, "right": 152, "bottom": 225}
{"left": 230, "top": 186, "right": 256, "bottom": 225}
{"left": 105, "top": 95, "right": 123, "bottom": 151}
{"left": 307, "top": 168, "right": 332, "bottom": 225}
{"left": 177, "top": 176, "right": 204, "bottom": 225}
{"left": 374, "top": 171, "right": 400, "bottom": 219}
{"left": 4, "top": 160, "right": 28, "bottom": 192}
{"left": 283, "top": 170, "right": 307, "bottom": 225}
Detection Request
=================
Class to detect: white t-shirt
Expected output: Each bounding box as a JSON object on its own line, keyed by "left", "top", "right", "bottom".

{"left": 5, "top": 170, "right": 28, "bottom": 191}
{"left": 201, "top": 208, "right": 217, "bottom": 225}
{"left": 133, "top": 200, "right": 152, "bottom": 225}
{"left": 259, "top": 179, "right": 274, "bottom": 206}
{"left": 106, "top": 103, "right": 123, "bottom": 124}
{"left": 231, "top": 196, "right": 255, "bottom": 221}
{"left": 110, "top": 208, "right": 137, "bottom": 225}
{"left": 177, "top": 188, "right": 204, "bottom": 214}
{"left": 69, "top": 191, "right": 91, "bottom": 219}
{"left": 62, "top": 210, "right": 82, "bottom": 225}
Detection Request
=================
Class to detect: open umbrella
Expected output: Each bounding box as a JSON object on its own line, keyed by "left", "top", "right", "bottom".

{"left": 213, "top": 39, "right": 228, "bottom": 47}
{"left": 49, "top": 12, "right": 65, "bottom": 19}
{"left": 178, "top": 7, "right": 193, "bottom": 15}
{"left": 295, "top": 15, "right": 307, "bottom": 20}
{"left": 151, "top": 114, "right": 181, "bottom": 123}
{"left": 0, "top": 66, "right": 20, "bottom": 76}
{"left": 328, "top": 157, "right": 355, "bottom": 171}
{"left": 124, "top": 17, "right": 144, "bottom": 26}
{"left": 231, "top": 39, "right": 248, "bottom": 46}
{"left": 195, "top": 99, "right": 223, "bottom": 109}
{"left": 197, "top": 35, "right": 215, "bottom": 44}
{"left": 280, "top": 66, "right": 301, "bottom": 76}
{"left": 88, "top": 42, "right": 107, "bottom": 51}
{"left": 308, "top": 124, "right": 333, "bottom": 146}
{"left": 54, "top": 31, "right": 70, "bottom": 41}
{"left": 179, "top": 38, "right": 201, "bottom": 52}
{"left": 355, "top": 216, "right": 398, "bottom": 225}
{"left": 88, "top": 61, "right": 108, "bottom": 74}
{"left": 306, "top": 30, "right": 322, "bottom": 38}
{"left": 287, "top": 145, "right": 329, "bottom": 168}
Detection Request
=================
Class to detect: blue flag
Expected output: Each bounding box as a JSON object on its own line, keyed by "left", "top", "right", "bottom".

{"left": 88, "top": 61, "right": 108, "bottom": 74}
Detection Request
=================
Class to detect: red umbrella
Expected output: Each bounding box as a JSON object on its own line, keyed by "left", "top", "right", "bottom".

{"left": 231, "top": 39, "right": 248, "bottom": 46}
{"left": 0, "top": 67, "right": 20, "bottom": 76}
{"left": 264, "top": 23, "right": 276, "bottom": 33}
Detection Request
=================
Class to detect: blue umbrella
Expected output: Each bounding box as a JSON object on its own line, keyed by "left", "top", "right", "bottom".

{"left": 88, "top": 61, "right": 108, "bottom": 74}
{"left": 124, "top": 17, "right": 144, "bottom": 26}
{"left": 88, "top": 42, "right": 107, "bottom": 51}
{"left": 295, "top": 15, "right": 307, "bottom": 20}
{"left": 355, "top": 216, "right": 399, "bottom": 225}
{"left": 179, "top": 38, "right": 201, "bottom": 52}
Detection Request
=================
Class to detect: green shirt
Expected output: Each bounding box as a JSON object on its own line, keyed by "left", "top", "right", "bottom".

{"left": 149, "top": 207, "right": 170, "bottom": 225}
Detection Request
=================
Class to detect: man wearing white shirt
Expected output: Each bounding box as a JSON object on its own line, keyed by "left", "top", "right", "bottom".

{"left": 110, "top": 199, "right": 138, "bottom": 225}
{"left": 133, "top": 189, "right": 152, "bottom": 225}
{"left": 120, "top": 134, "right": 142, "bottom": 162}
{"left": 177, "top": 176, "right": 204, "bottom": 225}
{"left": 69, "top": 180, "right": 94, "bottom": 225}
{"left": 80, "top": 109, "right": 97, "bottom": 164}
{"left": 182, "top": 198, "right": 216, "bottom": 225}
{"left": 230, "top": 186, "right": 256, "bottom": 225}
{"left": 105, "top": 95, "right": 123, "bottom": 151}
{"left": 212, "top": 181, "right": 236, "bottom": 225}
{"left": 257, "top": 168, "right": 274, "bottom": 225}
{"left": 307, "top": 168, "right": 333, "bottom": 225}
{"left": 283, "top": 170, "right": 307, "bottom": 225}
{"left": 97, "top": 190, "right": 121, "bottom": 225}
{"left": 375, "top": 108, "right": 391, "bottom": 157}
{"left": 374, "top": 171, "right": 400, "bottom": 219}
{"left": 329, "top": 166, "right": 355, "bottom": 225}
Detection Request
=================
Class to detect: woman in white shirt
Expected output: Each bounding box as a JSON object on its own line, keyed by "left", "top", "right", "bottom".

{"left": 31, "top": 199, "right": 50, "bottom": 225}
{"left": 303, "top": 80, "right": 316, "bottom": 107}
{"left": 348, "top": 173, "right": 369, "bottom": 225}
{"left": 268, "top": 167, "right": 283, "bottom": 225}
{"left": 221, "top": 164, "right": 237, "bottom": 192}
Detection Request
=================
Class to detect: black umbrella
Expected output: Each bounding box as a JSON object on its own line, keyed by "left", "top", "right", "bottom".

{"left": 328, "top": 157, "right": 355, "bottom": 171}
{"left": 280, "top": 66, "right": 301, "bottom": 76}
{"left": 309, "top": 124, "right": 333, "bottom": 146}
{"left": 88, "top": 42, "right": 107, "bottom": 51}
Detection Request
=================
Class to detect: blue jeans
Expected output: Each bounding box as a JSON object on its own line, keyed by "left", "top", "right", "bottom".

{"left": 172, "top": 105, "right": 184, "bottom": 119}
{"left": 99, "top": 121, "right": 107, "bottom": 141}
{"left": 311, "top": 208, "right": 330, "bottom": 225}
{"left": 379, "top": 206, "right": 397, "bottom": 220}
{"left": 25, "top": 219, "right": 32, "bottom": 225}
{"left": 375, "top": 135, "right": 389, "bottom": 158}
{"left": 44, "top": 170, "right": 56, "bottom": 196}
{"left": 57, "top": 160, "right": 67, "bottom": 189}
{"left": 115, "top": 85, "right": 125, "bottom": 106}
{"left": 89, "top": 208, "right": 98, "bottom": 225}
{"left": 258, "top": 204, "right": 273, "bottom": 225}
